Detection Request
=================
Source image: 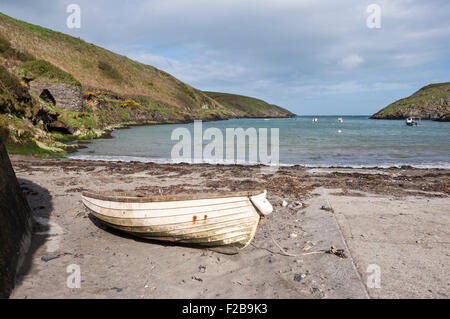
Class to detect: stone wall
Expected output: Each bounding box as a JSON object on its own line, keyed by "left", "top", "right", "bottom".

{"left": 29, "top": 81, "right": 83, "bottom": 112}
{"left": 0, "top": 144, "right": 32, "bottom": 298}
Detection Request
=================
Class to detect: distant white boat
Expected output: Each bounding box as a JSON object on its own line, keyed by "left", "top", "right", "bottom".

{"left": 406, "top": 117, "right": 420, "bottom": 126}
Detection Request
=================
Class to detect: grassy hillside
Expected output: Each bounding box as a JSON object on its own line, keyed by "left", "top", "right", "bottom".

{"left": 371, "top": 82, "right": 450, "bottom": 121}
{"left": 0, "top": 12, "right": 293, "bottom": 156}
{"left": 0, "top": 12, "right": 226, "bottom": 116}
{"left": 204, "top": 92, "right": 294, "bottom": 118}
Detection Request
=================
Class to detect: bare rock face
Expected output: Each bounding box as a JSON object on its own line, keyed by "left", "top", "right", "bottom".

{"left": 29, "top": 81, "right": 83, "bottom": 112}
{"left": 0, "top": 144, "right": 32, "bottom": 298}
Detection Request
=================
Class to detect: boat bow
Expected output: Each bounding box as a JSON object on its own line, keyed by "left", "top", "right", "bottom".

{"left": 250, "top": 190, "right": 273, "bottom": 216}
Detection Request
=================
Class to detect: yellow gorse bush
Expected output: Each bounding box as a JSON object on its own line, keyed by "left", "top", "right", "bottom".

{"left": 121, "top": 99, "right": 140, "bottom": 108}
{"left": 84, "top": 91, "right": 103, "bottom": 97}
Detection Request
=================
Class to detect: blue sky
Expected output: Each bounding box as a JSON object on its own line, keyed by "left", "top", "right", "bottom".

{"left": 1, "top": 0, "right": 449, "bottom": 115}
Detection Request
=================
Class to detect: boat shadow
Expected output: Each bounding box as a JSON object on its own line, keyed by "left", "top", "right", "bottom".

{"left": 87, "top": 213, "right": 240, "bottom": 254}
{"left": 88, "top": 213, "right": 189, "bottom": 248}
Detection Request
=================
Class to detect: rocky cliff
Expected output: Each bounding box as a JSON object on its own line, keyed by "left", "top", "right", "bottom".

{"left": 371, "top": 82, "right": 450, "bottom": 121}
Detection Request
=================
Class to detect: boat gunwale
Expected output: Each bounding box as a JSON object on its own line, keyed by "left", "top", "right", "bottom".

{"left": 82, "top": 188, "right": 265, "bottom": 203}
{"left": 85, "top": 204, "right": 254, "bottom": 221}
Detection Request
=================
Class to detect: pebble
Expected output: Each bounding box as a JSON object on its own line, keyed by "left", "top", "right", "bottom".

{"left": 294, "top": 273, "right": 306, "bottom": 282}
{"left": 269, "top": 256, "right": 280, "bottom": 263}
{"left": 289, "top": 233, "right": 298, "bottom": 239}
{"left": 199, "top": 265, "right": 206, "bottom": 273}
{"left": 282, "top": 200, "right": 288, "bottom": 207}
{"left": 41, "top": 254, "right": 60, "bottom": 262}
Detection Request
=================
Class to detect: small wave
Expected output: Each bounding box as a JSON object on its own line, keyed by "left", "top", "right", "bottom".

{"left": 68, "top": 155, "right": 168, "bottom": 163}
{"left": 67, "top": 155, "right": 450, "bottom": 169}
{"left": 68, "top": 154, "right": 280, "bottom": 166}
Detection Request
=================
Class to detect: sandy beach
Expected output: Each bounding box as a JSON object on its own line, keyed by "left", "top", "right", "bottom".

{"left": 8, "top": 157, "right": 450, "bottom": 299}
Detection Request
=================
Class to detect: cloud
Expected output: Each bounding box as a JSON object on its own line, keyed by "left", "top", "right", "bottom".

{"left": 127, "top": 50, "right": 248, "bottom": 86}
{"left": 0, "top": 0, "right": 449, "bottom": 115}
{"left": 340, "top": 54, "right": 364, "bottom": 69}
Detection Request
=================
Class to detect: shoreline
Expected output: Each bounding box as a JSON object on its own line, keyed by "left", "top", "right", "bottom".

{"left": 12, "top": 153, "right": 450, "bottom": 171}
{"left": 66, "top": 154, "right": 450, "bottom": 170}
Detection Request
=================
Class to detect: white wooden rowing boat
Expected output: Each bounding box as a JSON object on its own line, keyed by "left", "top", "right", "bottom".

{"left": 81, "top": 189, "right": 273, "bottom": 249}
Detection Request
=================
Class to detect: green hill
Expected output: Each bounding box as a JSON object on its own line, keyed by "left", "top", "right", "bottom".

{"left": 371, "top": 83, "right": 450, "bottom": 121}
{"left": 204, "top": 92, "right": 294, "bottom": 118}
{"left": 0, "top": 12, "right": 293, "bottom": 156}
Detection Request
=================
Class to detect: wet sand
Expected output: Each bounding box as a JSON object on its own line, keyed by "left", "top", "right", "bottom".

{"left": 8, "top": 157, "right": 450, "bottom": 299}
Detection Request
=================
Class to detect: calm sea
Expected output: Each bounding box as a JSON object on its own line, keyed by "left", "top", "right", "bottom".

{"left": 69, "top": 116, "right": 450, "bottom": 168}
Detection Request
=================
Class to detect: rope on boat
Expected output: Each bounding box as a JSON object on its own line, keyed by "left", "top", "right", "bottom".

{"left": 261, "top": 222, "right": 325, "bottom": 257}
{"left": 255, "top": 196, "right": 337, "bottom": 258}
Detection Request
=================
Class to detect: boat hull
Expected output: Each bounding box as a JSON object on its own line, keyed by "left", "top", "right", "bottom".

{"left": 81, "top": 190, "right": 270, "bottom": 249}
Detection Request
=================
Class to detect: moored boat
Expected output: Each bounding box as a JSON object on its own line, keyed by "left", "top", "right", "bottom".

{"left": 81, "top": 189, "right": 273, "bottom": 249}
{"left": 406, "top": 117, "right": 420, "bottom": 126}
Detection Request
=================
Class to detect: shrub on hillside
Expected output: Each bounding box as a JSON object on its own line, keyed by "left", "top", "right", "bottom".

{"left": 10, "top": 49, "right": 35, "bottom": 62}
{"left": 0, "top": 114, "right": 9, "bottom": 143}
{"left": 0, "top": 34, "right": 10, "bottom": 52}
{"left": 121, "top": 99, "right": 140, "bottom": 108}
{"left": 98, "top": 60, "right": 122, "bottom": 82}
{"left": 19, "top": 59, "right": 78, "bottom": 84}
{"left": 0, "top": 65, "right": 30, "bottom": 103}
{"left": 0, "top": 33, "right": 34, "bottom": 62}
{"left": 180, "top": 85, "right": 196, "bottom": 101}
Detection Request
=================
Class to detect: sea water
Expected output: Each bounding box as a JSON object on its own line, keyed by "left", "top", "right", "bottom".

{"left": 69, "top": 116, "right": 450, "bottom": 168}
